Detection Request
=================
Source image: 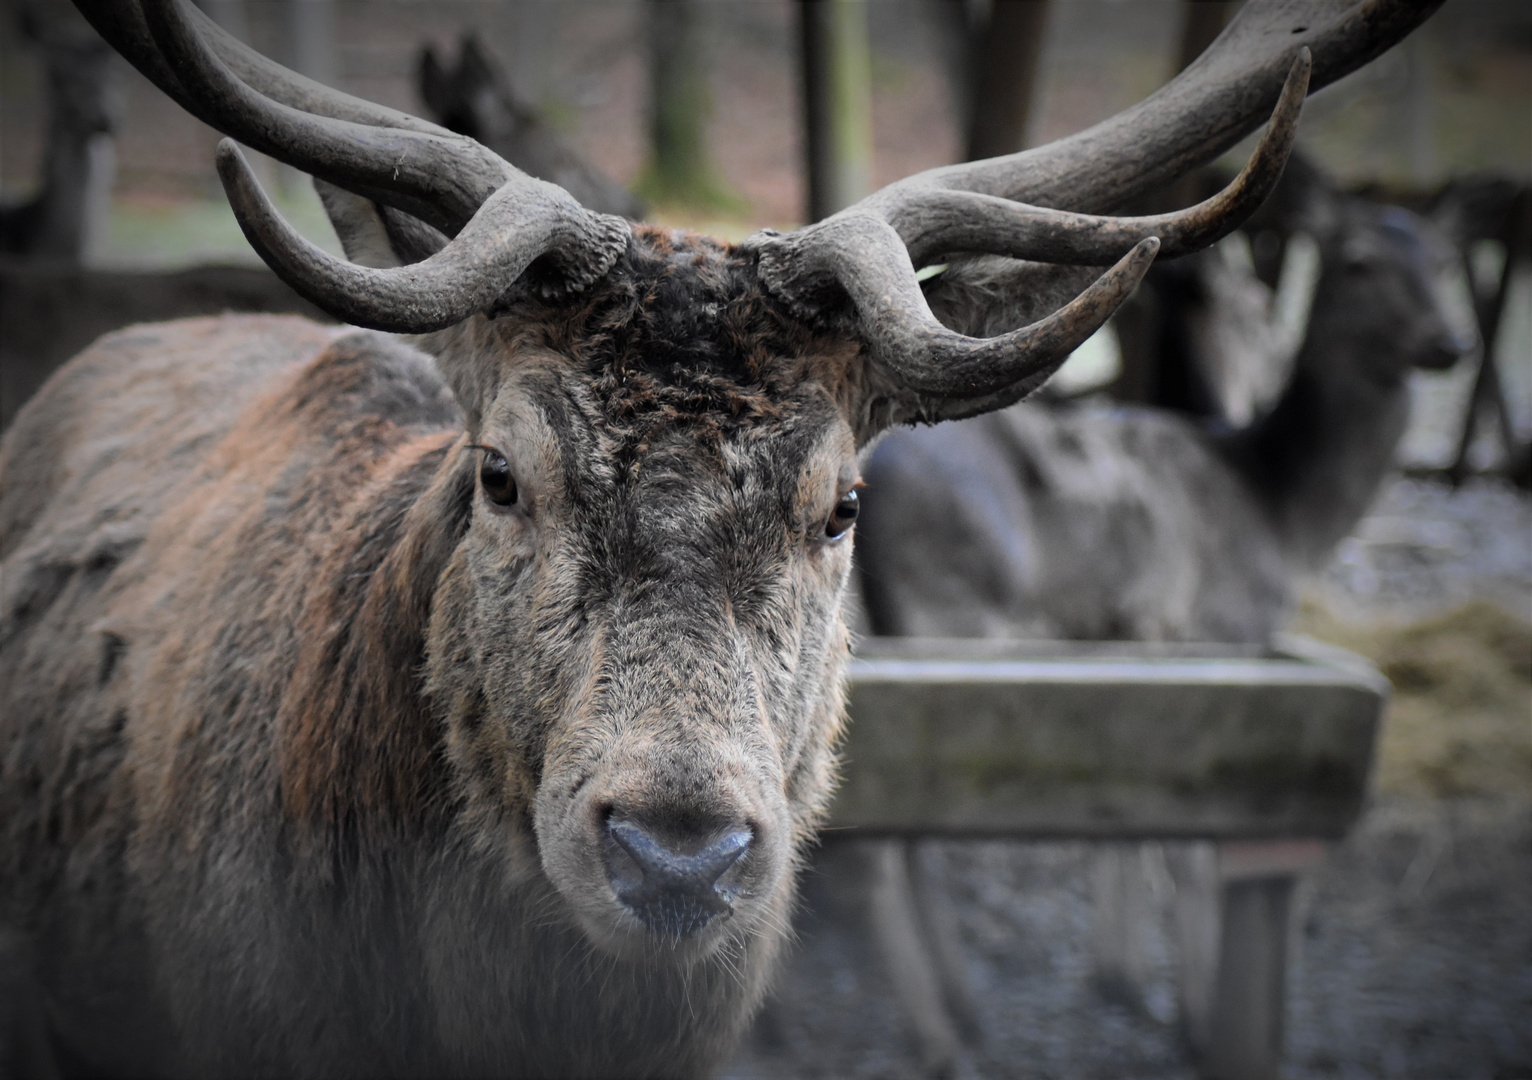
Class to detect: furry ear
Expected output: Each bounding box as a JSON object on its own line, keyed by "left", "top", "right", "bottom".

{"left": 314, "top": 179, "right": 400, "bottom": 268}
{"left": 417, "top": 45, "right": 453, "bottom": 126}
{"left": 313, "top": 179, "right": 448, "bottom": 269}
{"left": 312, "top": 178, "right": 493, "bottom": 428}
{"left": 920, "top": 256, "right": 1101, "bottom": 338}
{"left": 418, "top": 316, "right": 512, "bottom": 437}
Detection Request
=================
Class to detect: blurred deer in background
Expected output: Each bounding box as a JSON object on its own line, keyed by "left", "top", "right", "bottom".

{"left": 0, "top": 0, "right": 1440, "bottom": 1075}
{"left": 0, "top": 10, "right": 119, "bottom": 261}
{"left": 860, "top": 157, "right": 1476, "bottom": 642}
{"left": 851, "top": 154, "right": 1478, "bottom": 1067}
{"left": 419, "top": 32, "right": 645, "bottom": 221}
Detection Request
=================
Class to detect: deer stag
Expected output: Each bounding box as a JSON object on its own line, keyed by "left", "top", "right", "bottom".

{"left": 0, "top": 1, "right": 1438, "bottom": 1075}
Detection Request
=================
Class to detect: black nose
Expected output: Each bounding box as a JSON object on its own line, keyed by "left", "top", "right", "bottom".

{"left": 605, "top": 816, "right": 752, "bottom": 937}
{"left": 1411, "top": 328, "right": 1474, "bottom": 371}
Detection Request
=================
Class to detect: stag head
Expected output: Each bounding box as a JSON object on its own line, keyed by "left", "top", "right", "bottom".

{"left": 72, "top": 0, "right": 1441, "bottom": 962}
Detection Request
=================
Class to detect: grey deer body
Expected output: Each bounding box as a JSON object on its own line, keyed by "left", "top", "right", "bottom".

{"left": 859, "top": 182, "right": 1474, "bottom": 643}
{"left": 0, "top": 0, "right": 1438, "bottom": 1075}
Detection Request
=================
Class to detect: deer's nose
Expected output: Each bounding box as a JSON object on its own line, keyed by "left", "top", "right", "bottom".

{"left": 604, "top": 816, "right": 752, "bottom": 937}
{"left": 1415, "top": 326, "right": 1477, "bottom": 371}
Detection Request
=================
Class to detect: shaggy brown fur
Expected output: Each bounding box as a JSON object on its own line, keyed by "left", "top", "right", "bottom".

{"left": 1, "top": 230, "right": 866, "bottom": 1077}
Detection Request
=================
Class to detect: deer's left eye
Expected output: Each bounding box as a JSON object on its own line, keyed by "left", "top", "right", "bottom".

{"left": 477, "top": 449, "right": 518, "bottom": 507}
{"left": 824, "top": 490, "right": 859, "bottom": 539}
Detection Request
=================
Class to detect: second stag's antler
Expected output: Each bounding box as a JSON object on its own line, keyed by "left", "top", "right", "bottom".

{"left": 74, "top": 0, "right": 1442, "bottom": 393}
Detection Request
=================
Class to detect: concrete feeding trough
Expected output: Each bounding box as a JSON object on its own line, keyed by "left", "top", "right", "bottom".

{"left": 828, "top": 635, "right": 1389, "bottom": 1080}
{"left": 831, "top": 634, "right": 1387, "bottom": 838}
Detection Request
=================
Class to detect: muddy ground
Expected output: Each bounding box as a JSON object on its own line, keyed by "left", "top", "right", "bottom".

{"left": 726, "top": 477, "right": 1532, "bottom": 1080}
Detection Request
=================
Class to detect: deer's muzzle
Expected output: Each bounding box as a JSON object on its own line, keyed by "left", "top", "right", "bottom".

{"left": 604, "top": 816, "right": 753, "bottom": 937}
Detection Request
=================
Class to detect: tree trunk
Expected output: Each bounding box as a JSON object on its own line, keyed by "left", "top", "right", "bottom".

{"left": 645, "top": 0, "right": 737, "bottom": 212}
{"left": 799, "top": 0, "right": 873, "bottom": 221}
{"left": 965, "top": 0, "right": 1051, "bottom": 161}
{"left": 285, "top": 0, "right": 338, "bottom": 89}
{"left": 1177, "top": 0, "right": 1237, "bottom": 74}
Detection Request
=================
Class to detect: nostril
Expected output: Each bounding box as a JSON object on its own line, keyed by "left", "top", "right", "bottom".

{"left": 1449, "top": 329, "right": 1479, "bottom": 356}
{"left": 604, "top": 816, "right": 754, "bottom": 936}
{"left": 608, "top": 819, "right": 751, "bottom": 889}
{"left": 1417, "top": 332, "right": 1474, "bottom": 370}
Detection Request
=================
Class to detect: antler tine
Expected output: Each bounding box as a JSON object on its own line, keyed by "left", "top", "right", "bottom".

{"left": 892, "top": 52, "right": 1308, "bottom": 268}
{"left": 888, "top": 238, "right": 1160, "bottom": 400}
{"left": 218, "top": 142, "right": 628, "bottom": 334}
{"left": 133, "top": 0, "right": 510, "bottom": 236}
{"left": 754, "top": 207, "right": 1158, "bottom": 399}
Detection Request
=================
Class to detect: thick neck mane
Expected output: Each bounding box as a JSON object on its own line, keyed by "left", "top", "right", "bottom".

{"left": 273, "top": 427, "right": 472, "bottom": 843}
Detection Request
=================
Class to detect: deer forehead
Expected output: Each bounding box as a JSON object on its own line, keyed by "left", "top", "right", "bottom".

{"left": 478, "top": 356, "right": 856, "bottom": 515}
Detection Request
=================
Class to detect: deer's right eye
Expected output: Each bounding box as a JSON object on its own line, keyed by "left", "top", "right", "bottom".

{"left": 478, "top": 450, "right": 519, "bottom": 507}
{"left": 824, "top": 489, "right": 859, "bottom": 540}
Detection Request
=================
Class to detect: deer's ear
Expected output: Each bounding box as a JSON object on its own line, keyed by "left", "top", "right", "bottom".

{"left": 314, "top": 179, "right": 449, "bottom": 269}
{"left": 418, "top": 45, "right": 453, "bottom": 122}
{"left": 315, "top": 180, "right": 404, "bottom": 268}
{"left": 920, "top": 257, "right": 1101, "bottom": 339}
{"left": 311, "top": 179, "right": 492, "bottom": 424}
{"left": 847, "top": 257, "right": 1105, "bottom": 442}
{"left": 420, "top": 317, "right": 510, "bottom": 436}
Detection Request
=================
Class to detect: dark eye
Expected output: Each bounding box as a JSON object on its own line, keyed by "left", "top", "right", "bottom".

{"left": 825, "top": 489, "right": 858, "bottom": 539}
{"left": 477, "top": 448, "right": 518, "bottom": 507}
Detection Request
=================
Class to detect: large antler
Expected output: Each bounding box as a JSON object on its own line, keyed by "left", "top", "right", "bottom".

{"left": 73, "top": 0, "right": 1438, "bottom": 370}
{"left": 71, "top": 0, "right": 627, "bottom": 332}
{"left": 747, "top": 0, "right": 1443, "bottom": 412}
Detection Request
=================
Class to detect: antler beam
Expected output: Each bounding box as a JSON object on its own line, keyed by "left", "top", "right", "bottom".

{"left": 891, "top": 54, "right": 1307, "bottom": 268}
{"left": 747, "top": 55, "right": 1306, "bottom": 405}
{"left": 71, "top": 0, "right": 1441, "bottom": 372}
{"left": 218, "top": 144, "right": 626, "bottom": 333}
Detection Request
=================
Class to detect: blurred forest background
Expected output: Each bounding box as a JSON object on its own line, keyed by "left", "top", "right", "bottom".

{"left": 3, "top": 1, "right": 1528, "bottom": 249}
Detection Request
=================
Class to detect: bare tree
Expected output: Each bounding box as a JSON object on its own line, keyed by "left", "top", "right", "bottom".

{"left": 800, "top": 0, "right": 874, "bottom": 220}
{"left": 0, "top": 13, "right": 118, "bottom": 261}
{"left": 964, "top": 0, "right": 1053, "bottom": 160}
{"left": 643, "top": 0, "right": 739, "bottom": 212}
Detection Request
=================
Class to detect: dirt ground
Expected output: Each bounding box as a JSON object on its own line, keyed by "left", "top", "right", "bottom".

{"left": 726, "top": 477, "right": 1532, "bottom": 1080}
{"left": 727, "top": 801, "right": 1531, "bottom": 1080}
